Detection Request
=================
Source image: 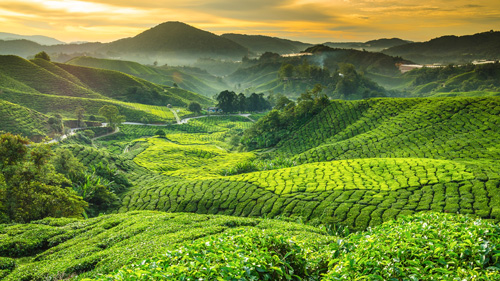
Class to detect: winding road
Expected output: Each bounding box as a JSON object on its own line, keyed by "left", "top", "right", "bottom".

{"left": 49, "top": 113, "right": 256, "bottom": 144}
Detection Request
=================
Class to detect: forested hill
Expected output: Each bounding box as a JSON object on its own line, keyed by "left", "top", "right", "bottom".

{"left": 383, "top": 30, "right": 500, "bottom": 64}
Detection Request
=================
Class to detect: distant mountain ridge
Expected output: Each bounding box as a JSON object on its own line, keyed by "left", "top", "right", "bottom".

{"left": 383, "top": 30, "right": 500, "bottom": 64}
{"left": 0, "top": 32, "right": 65, "bottom": 45}
{"left": 221, "top": 33, "right": 312, "bottom": 55}
{"left": 323, "top": 38, "right": 411, "bottom": 52}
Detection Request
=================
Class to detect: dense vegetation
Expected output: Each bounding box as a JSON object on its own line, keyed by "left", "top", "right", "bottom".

{"left": 0, "top": 212, "right": 498, "bottom": 280}
{"left": 394, "top": 63, "right": 500, "bottom": 96}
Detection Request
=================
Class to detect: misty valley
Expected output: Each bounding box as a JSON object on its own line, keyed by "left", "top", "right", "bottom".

{"left": 0, "top": 21, "right": 499, "bottom": 280}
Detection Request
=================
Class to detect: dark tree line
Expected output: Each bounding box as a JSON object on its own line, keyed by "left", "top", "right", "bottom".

{"left": 215, "top": 91, "right": 272, "bottom": 113}
{"left": 241, "top": 84, "right": 331, "bottom": 150}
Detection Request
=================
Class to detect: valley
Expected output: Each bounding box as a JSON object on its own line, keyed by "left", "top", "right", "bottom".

{"left": 0, "top": 21, "right": 499, "bottom": 280}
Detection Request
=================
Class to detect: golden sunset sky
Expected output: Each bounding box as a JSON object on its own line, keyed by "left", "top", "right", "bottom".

{"left": 0, "top": 0, "right": 499, "bottom": 43}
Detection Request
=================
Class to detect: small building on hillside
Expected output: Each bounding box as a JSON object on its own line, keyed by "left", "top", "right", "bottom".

{"left": 207, "top": 107, "right": 222, "bottom": 113}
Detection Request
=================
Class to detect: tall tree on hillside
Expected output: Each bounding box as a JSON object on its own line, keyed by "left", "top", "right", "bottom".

{"left": 34, "top": 51, "right": 51, "bottom": 61}
{"left": 76, "top": 107, "right": 86, "bottom": 128}
{"left": 236, "top": 93, "right": 247, "bottom": 112}
{"left": 188, "top": 102, "right": 202, "bottom": 113}
{"left": 98, "top": 105, "right": 125, "bottom": 129}
{"left": 216, "top": 90, "right": 237, "bottom": 113}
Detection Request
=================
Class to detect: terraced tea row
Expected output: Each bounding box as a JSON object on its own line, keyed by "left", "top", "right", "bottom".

{"left": 228, "top": 158, "right": 476, "bottom": 194}
{"left": 0, "top": 100, "right": 50, "bottom": 138}
{"left": 274, "top": 97, "right": 500, "bottom": 164}
{"left": 119, "top": 159, "right": 500, "bottom": 230}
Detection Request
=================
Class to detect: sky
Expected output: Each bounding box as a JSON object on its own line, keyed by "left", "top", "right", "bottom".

{"left": 0, "top": 0, "right": 499, "bottom": 43}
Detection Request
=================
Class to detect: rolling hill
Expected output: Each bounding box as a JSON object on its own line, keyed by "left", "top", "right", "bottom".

{"left": 65, "top": 96, "right": 499, "bottom": 232}
{"left": 0, "top": 55, "right": 212, "bottom": 107}
{"left": 383, "top": 30, "right": 500, "bottom": 64}
{"left": 0, "top": 100, "right": 50, "bottom": 139}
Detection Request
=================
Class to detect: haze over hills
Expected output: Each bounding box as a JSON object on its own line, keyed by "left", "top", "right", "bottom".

{"left": 324, "top": 38, "right": 411, "bottom": 52}
{"left": 66, "top": 56, "right": 228, "bottom": 97}
{"left": 0, "top": 32, "right": 65, "bottom": 45}
{"left": 221, "top": 33, "right": 313, "bottom": 55}
{"left": 101, "top": 21, "right": 249, "bottom": 64}
{"left": 0, "top": 23, "right": 498, "bottom": 69}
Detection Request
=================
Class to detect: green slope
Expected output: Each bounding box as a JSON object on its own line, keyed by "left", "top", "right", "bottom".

{"left": 0, "top": 212, "right": 498, "bottom": 280}
{"left": 272, "top": 97, "right": 500, "bottom": 163}
{"left": 55, "top": 63, "right": 212, "bottom": 107}
{"left": 0, "top": 89, "right": 173, "bottom": 123}
{"left": 0, "top": 55, "right": 103, "bottom": 98}
{"left": 0, "top": 100, "right": 50, "bottom": 139}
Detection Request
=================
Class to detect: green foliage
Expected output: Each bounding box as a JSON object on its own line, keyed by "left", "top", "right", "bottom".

{"left": 98, "top": 105, "right": 125, "bottom": 129}
{"left": 187, "top": 101, "right": 202, "bottom": 113}
{"left": 2, "top": 212, "right": 497, "bottom": 280}
{"left": 242, "top": 87, "right": 331, "bottom": 150}
{"left": 216, "top": 90, "right": 271, "bottom": 113}
{"left": 34, "top": 51, "right": 50, "bottom": 61}
{"left": 0, "top": 133, "right": 86, "bottom": 223}
{"left": 324, "top": 212, "right": 500, "bottom": 280}
{"left": 0, "top": 211, "right": 332, "bottom": 280}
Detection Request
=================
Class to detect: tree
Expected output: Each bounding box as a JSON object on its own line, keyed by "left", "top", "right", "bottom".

{"left": 216, "top": 90, "right": 237, "bottom": 113}
{"left": 76, "top": 107, "right": 86, "bottom": 127}
{"left": 0, "top": 133, "right": 86, "bottom": 223}
{"left": 274, "top": 94, "right": 292, "bottom": 110}
{"left": 34, "top": 51, "right": 51, "bottom": 61}
{"left": 155, "top": 129, "right": 166, "bottom": 137}
{"left": 48, "top": 114, "right": 64, "bottom": 134}
{"left": 279, "top": 64, "right": 294, "bottom": 80}
{"left": 98, "top": 105, "right": 125, "bottom": 129}
{"left": 236, "top": 93, "right": 247, "bottom": 112}
{"left": 188, "top": 102, "right": 202, "bottom": 113}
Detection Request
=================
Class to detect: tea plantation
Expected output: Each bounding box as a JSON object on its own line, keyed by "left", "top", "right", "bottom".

{"left": 0, "top": 212, "right": 498, "bottom": 280}
{"left": 113, "top": 97, "right": 500, "bottom": 230}
{"left": 1, "top": 95, "right": 500, "bottom": 280}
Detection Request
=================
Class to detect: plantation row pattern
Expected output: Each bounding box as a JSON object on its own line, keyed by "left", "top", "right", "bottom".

{"left": 119, "top": 172, "right": 500, "bottom": 231}
{"left": 274, "top": 97, "right": 500, "bottom": 164}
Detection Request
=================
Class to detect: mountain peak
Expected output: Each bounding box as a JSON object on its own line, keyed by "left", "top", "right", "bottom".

{"left": 104, "top": 21, "right": 248, "bottom": 59}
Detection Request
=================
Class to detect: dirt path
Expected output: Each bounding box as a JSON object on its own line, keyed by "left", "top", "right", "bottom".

{"left": 169, "top": 108, "right": 181, "bottom": 124}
